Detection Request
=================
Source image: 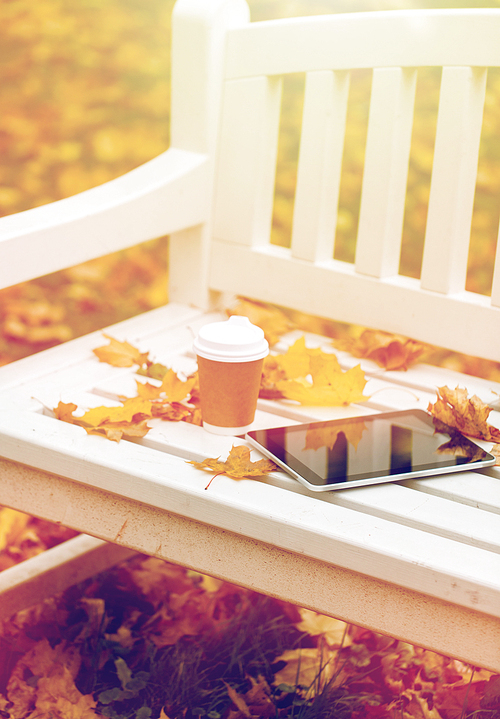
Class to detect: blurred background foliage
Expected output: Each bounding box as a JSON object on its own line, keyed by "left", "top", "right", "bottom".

{"left": 1, "top": 0, "right": 500, "bottom": 377}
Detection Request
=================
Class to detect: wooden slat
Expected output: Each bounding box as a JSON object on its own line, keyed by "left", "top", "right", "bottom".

{"left": 224, "top": 10, "right": 500, "bottom": 79}
{"left": 291, "top": 70, "right": 349, "bottom": 262}
{"left": 213, "top": 76, "right": 282, "bottom": 246}
{"left": 421, "top": 67, "right": 487, "bottom": 294}
{"left": 355, "top": 67, "right": 416, "bottom": 277}
{"left": 209, "top": 242, "right": 500, "bottom": 362}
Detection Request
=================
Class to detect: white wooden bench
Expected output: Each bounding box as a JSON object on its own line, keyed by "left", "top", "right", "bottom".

{"left": 1, "top": 0, "right": 500, "bottom": 671}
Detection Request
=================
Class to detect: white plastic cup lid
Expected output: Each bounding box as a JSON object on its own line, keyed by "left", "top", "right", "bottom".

{"left": 193, "top": 316, "right": 269, "bottom": 363}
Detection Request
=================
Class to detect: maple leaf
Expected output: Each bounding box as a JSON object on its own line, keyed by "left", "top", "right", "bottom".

{"left": 93, "top": 334, "right": 150, "bottom": 368}
{"left": 188, "top": 445, "right": 278, "bottom": 489}
{"left": 53, "top": 398, "right": 153, "bottom": 442}
{"left": 490, "top": 444, "right": 500, "bottom": 465}
{"left": 296, "top": 609, "right": 351, "bottom": 648}
{"left": 259, "top": 355, "right": 287, "bottom": 399}
{"left": 269, "top": 337, "right": 368, "bottom": 406}
{"left": 273, "top": 647, "right": 341, "bottom": 696}
{"left": 229, "top": 297, "right": 294, "bottom": 346}
{"left": 277, "top": 364, "right": 368, "bottom": 406}
{"left": 335, "top": 329, "right": 427, "bottom": 371}
{"left": 53, "top": 400, "right": 79, "bottom": 424}
{"left": 78, "top": 397, "right": 152, "bottom": 426}
{"left": 428, "top": 386, "right": 500, "bottom": 442}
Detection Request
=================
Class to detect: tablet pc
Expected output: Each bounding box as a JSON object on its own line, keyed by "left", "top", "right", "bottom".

{"left": 246, "top": 409, "right": 496, "bottom": 491}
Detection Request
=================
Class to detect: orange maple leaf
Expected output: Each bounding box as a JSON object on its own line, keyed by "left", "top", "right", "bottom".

{"left": 93, "top": 334, "right": 150, "bottom": 368}
{"left": 427, "top": 386, "right": 500, "bottom": 442}
{"left": 335, "top": 329, "right": 427, "bottom": 371}
{"left": 188, "top": 445, "right": 278, "bottom": 489}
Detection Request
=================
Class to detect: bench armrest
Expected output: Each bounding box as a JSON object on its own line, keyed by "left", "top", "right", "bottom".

{"left": 0, "top": 147, "right": 209, "bottom": 289}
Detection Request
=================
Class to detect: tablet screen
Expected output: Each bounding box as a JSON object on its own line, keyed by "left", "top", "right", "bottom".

{"left": 246, "top": 410, "right": 495, "bottom": 490}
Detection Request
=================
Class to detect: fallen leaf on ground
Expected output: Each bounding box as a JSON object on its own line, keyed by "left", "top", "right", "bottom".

{"left": 427, "top": 386, "right": 500, "bottom": 442}
{"left": 93, "top": 334, "right": 150, "bottom": 368}
{"left": 296, "top": 609, "right": 351, "bottom": 648}
{"left": 188, "top": 445, "right": 278, "bottom": 489}
{"left": 273, "top": 647, "right": 341, "bottom": 696}
{"left": 335, "top": 329, "right": 427, "bottom": 371}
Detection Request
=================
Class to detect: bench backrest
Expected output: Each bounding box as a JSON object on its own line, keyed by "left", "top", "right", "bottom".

{"left": 2, "top": 0, "right": 500, "bottom": 362}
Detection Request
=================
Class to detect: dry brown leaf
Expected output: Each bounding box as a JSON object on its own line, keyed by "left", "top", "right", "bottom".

{"left": 335, "top": 329, "right": 427, "bottom": 371}
{"left": 188, "top": 445, "right": 278, "bottom": 489}
{"left": 428, "top": 386, "right": 500, "bottom": 442}
{"left": 93, "top": 333, "right": 150, "bottom": 368}
{"left": 490, "top": 444, "right": 500, "bottom": 465}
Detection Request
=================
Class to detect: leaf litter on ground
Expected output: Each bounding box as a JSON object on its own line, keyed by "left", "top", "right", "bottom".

{"left": 0, "top": 553, "right": 498, "bottom": 719}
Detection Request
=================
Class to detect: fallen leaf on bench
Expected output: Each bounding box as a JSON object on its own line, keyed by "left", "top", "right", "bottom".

{"left": 53, "top": 398, "right": 153, "bottom": 442}
{"left": 188, "top": 445, "right": 278, "bottom": 489}
{"left": 334, "top": 329, "right": 427, "bottom": 370}
{"left": 93, "top": 333, "right": 150, "bottom": 369}
{"left": 261, "top": 337, "right": 369, "bottom": 406}
{"left": 228, "top": 297, "right": 294, "bottom": 346}
{"left": 489, "top": 444, "right": 500, "bottom": 465}
{"left": 428, "top": 386, "right": 500, "bottom": 442}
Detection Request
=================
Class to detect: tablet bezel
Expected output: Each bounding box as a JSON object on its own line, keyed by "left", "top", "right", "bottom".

{"left": 245, "top": 409, "right": 496, "bottom": 492}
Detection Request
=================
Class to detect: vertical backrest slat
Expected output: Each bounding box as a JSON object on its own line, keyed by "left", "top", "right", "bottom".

{"left": 355, "top": 67, "right": 416, "bottom": 278}
{"left": 291, "top": 70, "right": 349, "bottom": 262}
{"left": 213, "top": 76, "right": 282, "bottom": 247}
{"left": 420, "top": 67, "right": 487, "bottom": 294}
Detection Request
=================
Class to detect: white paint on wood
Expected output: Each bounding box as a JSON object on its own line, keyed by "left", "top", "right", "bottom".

{"left": 421, "top": 67, "right": 486, "bottom": 294}
{"left": 0, "top": 150, "right": 208, "bottom": 290}
{"left": 213, "top": 76, "right": 282, "bottom": 246}
{"left": 291, "top": 70, "right": 349, "bottom": 262}
{"left": 209, "top": 241, "right": 500, "bottom": 361}
{"left": 225, "top": 10, "right": 500, "bottom": 79}
{"left": 355, "top": 67, "right": 416, "bottom": 277}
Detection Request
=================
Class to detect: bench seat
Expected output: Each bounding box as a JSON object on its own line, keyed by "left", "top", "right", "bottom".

{"left": 1, "top": 303, "right": 499, "bottom": 671}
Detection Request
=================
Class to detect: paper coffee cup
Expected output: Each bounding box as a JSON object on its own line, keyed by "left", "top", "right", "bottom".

{"left": 193, "top": 316, "right": 269, "bottom": 434}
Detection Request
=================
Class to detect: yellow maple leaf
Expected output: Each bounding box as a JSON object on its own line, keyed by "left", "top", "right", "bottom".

{"left": 296, "top": 608, "right": 351, "bottom": 648}
{"left": 270, "top": 337, "right": 368, "bottom": 406}
{"left": 188, "top": 445, "right": 278, "bottom": 488}
{"left": 93, "top": 334, "right": 150, "bottom": 368}
{"left": 277, "top": 364, "right": 368, "bottom": 407}
{"left": 78, "top": 397, "right": 152, "bottom": 427}
{"left": 273, "top": 647, "right": 341, "bottom": 696}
